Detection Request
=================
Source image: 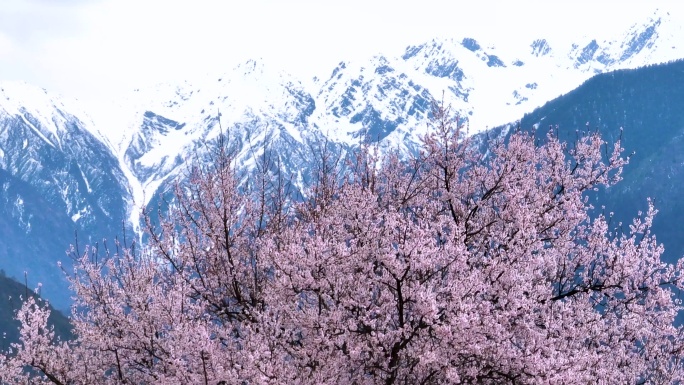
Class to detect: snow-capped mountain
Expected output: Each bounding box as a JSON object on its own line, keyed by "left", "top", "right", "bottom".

{"left": 317, "top": 8, "right": 683, "bottom": 142}
{"left": 94, "top": 12, "right": 684, "bottom": 194}
{"left": 0, "top": 81, "right": 132, "bottom": 310}
{"left": 85, "top": 9, "right": 684, "bottom": 212}
{"left": 0, "top": 82, "right": 130, "bottom": 231}
{"left": 90, "top": 59, "right": 343, "bottom": 229}
{"left": 1, "top": 8, "right": 684, "bottom": 309}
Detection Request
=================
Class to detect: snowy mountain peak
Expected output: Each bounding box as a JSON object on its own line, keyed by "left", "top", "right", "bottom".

{"left": 100, "top": 58, "right": 318, "bottom": 216}
{"left": 0, "top": 81, "right": 98, "bottom": 151}
{"left": 8, "top": 8, "right": 684, "bottom": 243}
{"left": 106, "top": 10, "right": 684, "bottom": 194}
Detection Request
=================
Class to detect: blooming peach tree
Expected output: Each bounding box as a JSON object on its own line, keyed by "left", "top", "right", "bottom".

{"left": 3, "top": 105, "right": 684, "bottom": 384}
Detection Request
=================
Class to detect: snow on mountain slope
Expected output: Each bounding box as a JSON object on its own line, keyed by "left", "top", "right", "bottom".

{"left": 82, "top": 8, "right": 684, "bottom": 213}
{"left": 306, "top": 9, "right": 672, "bottom": 147}
{"left": 0, "top": 81, "right": 87, "bottom": 151}
{"left": 87, "top": 59, "right": 331, "bottom": 228}
{"left": 323, "top": 8, "right": 682, "bottom": 139}
{"left": 0, "top": 81, "right": 129, "bottom": 229}
{"left": 312, "top": 56, "right": 436, "bottom": 153}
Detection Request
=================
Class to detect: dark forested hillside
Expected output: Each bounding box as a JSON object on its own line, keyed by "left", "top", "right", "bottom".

{"left": 0, "top": 271, "right": 71, "bottom": 348}
{"left": 511, "top": 59, "right": 684, "bottom": 262}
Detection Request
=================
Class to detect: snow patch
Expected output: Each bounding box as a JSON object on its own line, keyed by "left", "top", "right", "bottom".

{"left": 78, "top": 166, "right": 92, "bottom": 193}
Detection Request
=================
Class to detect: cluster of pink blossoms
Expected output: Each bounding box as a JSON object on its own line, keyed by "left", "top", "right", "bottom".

{"left": 3, "top": 106, "right": 684, "bottom": 384}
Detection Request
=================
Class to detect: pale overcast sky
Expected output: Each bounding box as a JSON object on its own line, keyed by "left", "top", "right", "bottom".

{"left": 0, "top": 0, "right": 676, "bottom": 102}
